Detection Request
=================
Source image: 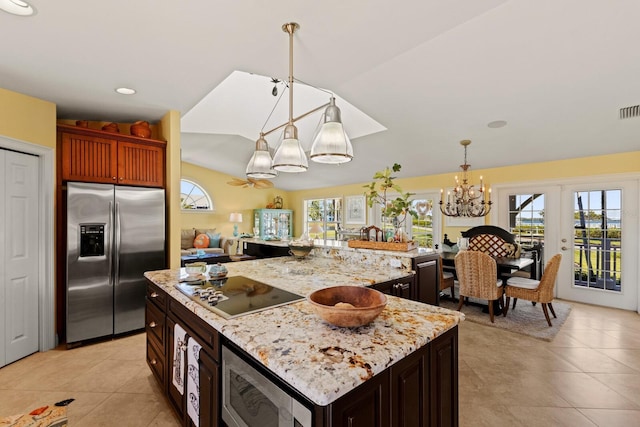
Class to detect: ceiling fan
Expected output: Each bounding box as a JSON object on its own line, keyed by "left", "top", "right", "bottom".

{"left": 227, "top": 177, "right": 274, "bottom": 189}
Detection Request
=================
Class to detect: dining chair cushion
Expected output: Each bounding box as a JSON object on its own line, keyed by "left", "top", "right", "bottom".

{"left": 506, "top": 276, "right": 540, "bottom": 289}
{"left": 443, "top": 271, "right": 454, "bottom": 280}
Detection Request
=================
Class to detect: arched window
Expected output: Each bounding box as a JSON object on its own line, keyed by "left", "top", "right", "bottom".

{"left": 181, "top": 179, "right": 213, "bottom": 211}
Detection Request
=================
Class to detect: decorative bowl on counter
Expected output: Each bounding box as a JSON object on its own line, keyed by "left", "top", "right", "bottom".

{"left": 288, "top": 240, "right": 314, "bottom": 260}
{"left": 209, "top": 263, "right": 228, "bottom": 279}
{"left": 184, "top": 262, "right": 207, "bottom": 276}
{"left": 308, "top": 286, "right": 387, "bottom": 327}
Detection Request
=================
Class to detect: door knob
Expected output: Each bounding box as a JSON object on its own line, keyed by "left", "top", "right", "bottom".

{"left": 149, "top": 321, "right": 157, "bottom": 328}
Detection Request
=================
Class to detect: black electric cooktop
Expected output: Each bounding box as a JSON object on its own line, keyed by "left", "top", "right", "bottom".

{"left": 175, "top": 275, "right": 304, "bottom": 319}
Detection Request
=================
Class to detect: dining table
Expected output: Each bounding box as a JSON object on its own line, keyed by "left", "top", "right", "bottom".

{"left": 441, "top": 251, "right": 534, "bottom": 281}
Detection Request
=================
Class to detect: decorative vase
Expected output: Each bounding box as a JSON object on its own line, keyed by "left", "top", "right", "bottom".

{"left": 101, "top": 122, "right": 120, "bottom": 133}
{"left": 130, "top": 120, "right": 151, "bottom": 138}
{"left": 75, "top": 120, "right": 89, "bottom": 128}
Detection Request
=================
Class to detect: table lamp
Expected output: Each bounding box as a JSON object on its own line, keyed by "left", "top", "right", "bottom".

{"left": 229, "top": 212, "right": 243, "bottom": 237}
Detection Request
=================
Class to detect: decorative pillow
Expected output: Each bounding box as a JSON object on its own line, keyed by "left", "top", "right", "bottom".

{"left": 207, "top": 232, "right": 221, "bottom": 248}
{"left": 193, "top": 233, "right": 210, "bottom": 248}
{"left": 195, "top": 228, "right": 216, "bottom": 237}
{"left": 181, "top": 229, "right": 195, "bottom": 250}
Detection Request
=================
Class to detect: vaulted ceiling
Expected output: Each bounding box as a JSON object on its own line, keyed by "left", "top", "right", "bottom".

{"left": 2, "top": 1, "right": 639, "bottom": 190}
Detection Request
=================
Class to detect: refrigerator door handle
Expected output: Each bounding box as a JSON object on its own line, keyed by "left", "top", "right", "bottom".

{"left": 108, "top": 200, "right": 115, "bottom": 285}
{"left": 114, "top": 201, "right": 121, "bottom": 284}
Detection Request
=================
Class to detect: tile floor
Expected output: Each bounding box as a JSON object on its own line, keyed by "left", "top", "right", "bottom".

{"left": 0, "top": 300, "right": 639, "bottom": 426}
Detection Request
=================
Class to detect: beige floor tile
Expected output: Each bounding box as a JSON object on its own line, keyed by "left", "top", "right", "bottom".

{"left": 60, "top": 358, "right": 147, "bottom": 393}
{"left": 596, "top": 348, "right": 640, "bottom": 372}
{"left": 73, "top": 393, "right": 168, "bottom": 427}
{"left": 506, "top": 406, "right": 597, "bottom": 427}
{"left": 548, "top": 372, "right": 639, "bottom": 410}
{"left": 548, "top": 347, "right": 638, "bottom": 374}
{"left": 460, "top": 405, "right": 524, "bottom": 427}
{"left": 578, "top": 408, "right": 640, "bottom": 426}
{"left": 589, "top": 373, "right": 640, "bottom": 406}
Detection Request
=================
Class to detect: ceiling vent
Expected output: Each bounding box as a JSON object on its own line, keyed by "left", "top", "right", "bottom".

{"left": 619, "top": 105, "right": 640, "bottom": 119}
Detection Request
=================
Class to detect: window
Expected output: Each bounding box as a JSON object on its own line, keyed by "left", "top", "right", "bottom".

{"left": 508, "top": 193, "right": 544, "bottom": 248}
{"left": 371, "top": 192, "right": 440, "bottom": 248}
{"left": 304, "top": 198, "right": 342, "bottom": 240}
{"left": 181, "top": 179, "right": 213, "bottom": 211}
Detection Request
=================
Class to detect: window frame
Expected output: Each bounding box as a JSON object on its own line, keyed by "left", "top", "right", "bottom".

{"left": 180, "top": 178, "right": 214, "bottom": 212}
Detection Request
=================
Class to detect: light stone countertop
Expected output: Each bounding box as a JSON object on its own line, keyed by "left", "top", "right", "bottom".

{"left": 145, "top": 256, "right": 463, "bottom": 406}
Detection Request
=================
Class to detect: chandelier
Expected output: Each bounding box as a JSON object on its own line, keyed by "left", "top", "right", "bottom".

{"left": 439, "top": 140, "right": 492, "bottom": 217}
{"left": 246, "top": 22, "right": 353, "bottom": 178}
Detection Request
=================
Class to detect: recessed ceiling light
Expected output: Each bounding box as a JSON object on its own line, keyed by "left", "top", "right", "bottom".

{"left": 0, "top": 0, "right": 36, "bottom": 16}
{"left": 115, "top": 87, "right": 136, "bottom": 95}
{"left": 487, "top": 120, "right": 507, "bottom": 128}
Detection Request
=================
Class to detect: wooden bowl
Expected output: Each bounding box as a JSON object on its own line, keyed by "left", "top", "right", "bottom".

{"left": 308, "top": 286, "right": 387, "bottom": 327}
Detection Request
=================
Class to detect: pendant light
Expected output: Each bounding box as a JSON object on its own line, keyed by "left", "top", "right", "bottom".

{"left": 246, "top": 22, "right": 354, "bottom": 177}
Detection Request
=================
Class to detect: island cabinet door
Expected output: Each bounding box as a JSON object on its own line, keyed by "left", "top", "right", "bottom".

{"left": 429, "top": 327, "right": 459, "bottom": 427}
{"left": 390, "top": 346, "right": 430, "bottom": 427}
{"left": 198, "top": 349, "right": 220, "bottom": 427}
{"left": 328, "top": 370, "right": 390, "bottom": 427}
{"left": 414, "top": 256, "right": 439, "bottom": 305}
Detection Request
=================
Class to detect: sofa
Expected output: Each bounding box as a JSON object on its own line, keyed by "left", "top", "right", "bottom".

{"left": 180, "top": 228, "right": 235, "bottom": 256}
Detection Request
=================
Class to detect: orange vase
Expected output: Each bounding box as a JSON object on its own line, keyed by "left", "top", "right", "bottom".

{"left": 130, "top": 120, "right": 151, "bottom": 138}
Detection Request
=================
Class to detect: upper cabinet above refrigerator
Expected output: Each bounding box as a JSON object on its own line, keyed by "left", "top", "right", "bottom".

{"left": 57, "top": 124, "right": 166, "bottom": 188}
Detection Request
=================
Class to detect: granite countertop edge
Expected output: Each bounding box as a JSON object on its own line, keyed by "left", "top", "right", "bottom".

{"left": 145, "top": 258, "right": 463, "bottom": 406}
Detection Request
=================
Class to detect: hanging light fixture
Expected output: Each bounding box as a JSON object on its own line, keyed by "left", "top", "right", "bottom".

{"left": 246, "top": 133, "right": 278, "bottom": 178}
{"left": 246, "top": 22, "right": 353, "bottom": 177}
{"left": 439, "top": 140, "right": 492, "bottom": 217}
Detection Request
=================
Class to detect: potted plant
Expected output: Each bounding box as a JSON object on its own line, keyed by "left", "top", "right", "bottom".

{"left": 364, "top": 163, "right": 418, "bottom": 243}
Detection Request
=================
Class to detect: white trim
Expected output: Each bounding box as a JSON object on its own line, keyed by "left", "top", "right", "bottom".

{"left": 0, "top": 136, "right": 56, "bottom": 351}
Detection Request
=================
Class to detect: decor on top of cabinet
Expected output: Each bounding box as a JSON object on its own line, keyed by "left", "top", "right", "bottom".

{"left": 273, "top": 195, "right": 283, "bottom": 209}
{"left": 130, "top": 120, "right": 151, "bottom": 138}
{"left": 75, "top": 120, "right": 89, "bottom": 128}
{"left": 101, "top": 122, "right": 120, "bottom": 133}
{"left": 348, "top": 163, "right": 418, "bottom": 251}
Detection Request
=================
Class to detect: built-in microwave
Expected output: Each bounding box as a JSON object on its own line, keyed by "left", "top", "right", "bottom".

{"left": 221, "top": 344, "right": 313, "bottom": 427}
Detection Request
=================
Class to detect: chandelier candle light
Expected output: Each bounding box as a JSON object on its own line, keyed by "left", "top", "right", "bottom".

{"left": 439, "top": 140, "right": 492, "bottom": 217}
{"left": 245, "top": 22, "right": 353, "bottom": 178}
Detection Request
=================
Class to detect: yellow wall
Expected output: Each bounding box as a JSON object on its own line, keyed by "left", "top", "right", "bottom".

{"left": 158, "top": 111, "right": 182, "bottom": 269}
{"left": 0, "top": 87, "right": 56, "bottom": 147}
{"left": 180, "top": 162, "right": 292, "bottom": 239}
{"left": 288, "top": 151, "right": 640, "bottom": 239}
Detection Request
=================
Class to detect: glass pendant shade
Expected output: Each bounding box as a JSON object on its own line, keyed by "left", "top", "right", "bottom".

{"left": 272, "top": 124, "right": 308, "bottom": 173}
{"left": 246, "top": 135, "right": 277, "bottom": 178}
{"left": 310, "top": 98, "right": 353, "bottom": 164}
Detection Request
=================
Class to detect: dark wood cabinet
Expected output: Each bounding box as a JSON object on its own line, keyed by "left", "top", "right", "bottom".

{"left": 329, "top": 370, "right": 391, "bottom": 427}
{"left": 372, "top": 275, "right": 416, "bottom": 300}
{"left": 391, "top": 348, "right": 430, "bottom": 427}
{"left": 243, "top": 240, "right": 291, "bottom": 258}
{"left": 198, "top": 349, "right": 221, "bottom": 427}
{"left": 147, "top": 281, "right": 458, "bottom": 427}
{"left": 58, "top": 124, "right": 166, "bottom": 187}
{"left": 145, "top": 282, "right": 220, "bottom": 427}
{"left": 429, "top": 327, "right": 458, "bottom": 427}
{"left": 413, "top": 254, "right": 440, "bottom": 305}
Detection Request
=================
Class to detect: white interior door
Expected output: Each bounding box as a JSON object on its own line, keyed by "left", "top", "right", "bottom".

{"left": 1, "top": 149, "right": 39, "bottom": 366}
{"left": 558, "top": 180, "right": 638, "bottom": 310}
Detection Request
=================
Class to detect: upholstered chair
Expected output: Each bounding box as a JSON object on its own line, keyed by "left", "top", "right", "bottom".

{"left": 503, "top": 254, "right": 562, "bottom": 327}
{"left": 455, "top": 251, "right": 504, "bottom": 323}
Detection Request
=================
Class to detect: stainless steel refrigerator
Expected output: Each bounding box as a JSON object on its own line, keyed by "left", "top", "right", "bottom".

{"left": 66, "top": 182, "right": 165, "bottom": 344}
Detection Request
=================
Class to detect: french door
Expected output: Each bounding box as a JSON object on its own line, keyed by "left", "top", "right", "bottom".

{"left": 495, "top": 177, "right": 638, "bottom": 311}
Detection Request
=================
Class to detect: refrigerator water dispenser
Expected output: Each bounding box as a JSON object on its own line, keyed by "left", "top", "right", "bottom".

{"left": 79, "top": 224, "right": 105, "bottom": 257}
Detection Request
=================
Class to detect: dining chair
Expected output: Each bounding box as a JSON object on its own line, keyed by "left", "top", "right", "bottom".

{"left": 454, "top": 251, "right": 504, "bottom": 323}
{"left": 503, "top": 253, "right": 562, "bottom": 327}
{"left": 439, "top": 255, "right": 455, "bottom": 299}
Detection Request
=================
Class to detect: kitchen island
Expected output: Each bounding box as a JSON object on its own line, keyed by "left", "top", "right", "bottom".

{"left": 145, "top": 255, "right": 463, "bottom": 426}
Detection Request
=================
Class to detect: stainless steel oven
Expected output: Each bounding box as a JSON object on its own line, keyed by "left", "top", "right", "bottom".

{"left": 222, "top": 344, "right": 313, "bottom": 427}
